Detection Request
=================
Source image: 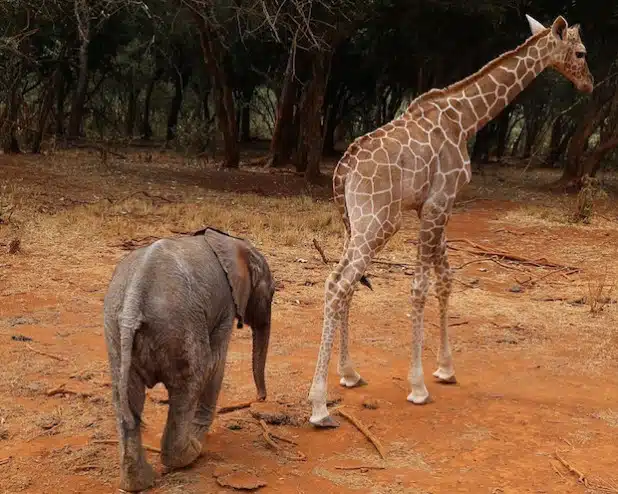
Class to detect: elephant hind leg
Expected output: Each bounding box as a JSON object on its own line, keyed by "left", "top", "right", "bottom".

{"left": 192, "top": 360, "right": 226, "bottom": 440}
{"left": 161, "top": 380, "right": 203, "bottom": 470}
{"left": 112, "top": 370, "right": 156, "bottom": 492}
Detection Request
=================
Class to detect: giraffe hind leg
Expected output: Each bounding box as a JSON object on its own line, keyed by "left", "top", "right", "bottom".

{"left": 309, "top": 246, "right": 373, "bottom": 427}
{"left": 432, "top": 238, "right": 456, "bottom": 384}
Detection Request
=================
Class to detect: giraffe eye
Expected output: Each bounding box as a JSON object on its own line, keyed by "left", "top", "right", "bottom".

{"left": 575, "top": 51, "right": 586, "bottom": 59}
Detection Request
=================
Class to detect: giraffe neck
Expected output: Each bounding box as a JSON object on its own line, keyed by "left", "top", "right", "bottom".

{"left": 446, "top": 30, "right": 556, "bottom": 139}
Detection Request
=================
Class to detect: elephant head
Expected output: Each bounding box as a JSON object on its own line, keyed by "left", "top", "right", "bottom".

{"left": 200, "top": 228, "right": 275, "bottom": 401}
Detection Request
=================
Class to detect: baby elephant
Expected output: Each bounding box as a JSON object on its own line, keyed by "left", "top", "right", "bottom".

{"left": 103, "top": 227, "right": 275, "bottom": 492}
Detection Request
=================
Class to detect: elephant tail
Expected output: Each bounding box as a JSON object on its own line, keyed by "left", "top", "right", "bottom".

{"left": 118, "top": 312, "right": 140, "bottom": 430}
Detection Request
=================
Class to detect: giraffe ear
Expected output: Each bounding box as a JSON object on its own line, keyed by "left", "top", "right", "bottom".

{"left": 526, "top": 14, "right": 546, "bottom": 35}
{"left": 551, "top": 16, "right": 568, "bottom": 41}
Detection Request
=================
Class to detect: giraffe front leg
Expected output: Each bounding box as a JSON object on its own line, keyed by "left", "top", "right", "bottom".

{"left": 432, "top": 247, "right": 456, "bottom": 384}
{"left": 407, "top": 261, "right": 431, "bottom": 405}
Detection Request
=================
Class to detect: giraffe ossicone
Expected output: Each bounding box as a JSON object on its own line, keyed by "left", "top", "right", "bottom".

{"left": 307, "top": 13, "right": 594, "bottom": 428}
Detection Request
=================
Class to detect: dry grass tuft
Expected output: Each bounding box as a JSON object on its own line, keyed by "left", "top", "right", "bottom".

{"left": 593, "top": 409, "right": 618, "bottom": 428}
{"left": 585, "top": 273, "right": 616, "bottom": 315}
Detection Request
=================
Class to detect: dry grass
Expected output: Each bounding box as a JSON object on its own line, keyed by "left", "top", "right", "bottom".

{"left": 586, "top": 273, "right": 616, "bottom": 314}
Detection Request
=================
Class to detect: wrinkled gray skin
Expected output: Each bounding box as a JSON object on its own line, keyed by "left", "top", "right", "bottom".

{"left": 103, "top": 228, "right": 275, "bottom": 492}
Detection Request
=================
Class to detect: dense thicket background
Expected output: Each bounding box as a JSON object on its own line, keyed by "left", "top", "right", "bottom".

{"left": 1, "top": 0, "right": 617, "bottom": 187}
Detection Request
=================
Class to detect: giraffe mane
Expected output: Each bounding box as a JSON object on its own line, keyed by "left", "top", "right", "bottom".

{"left": 405, "top": 27, "right": 552, "bottom": 113}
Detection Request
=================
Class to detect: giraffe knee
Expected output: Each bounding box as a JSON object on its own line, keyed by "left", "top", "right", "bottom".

{"left": 411, "top": 279, "right": 430, "bottom": 306}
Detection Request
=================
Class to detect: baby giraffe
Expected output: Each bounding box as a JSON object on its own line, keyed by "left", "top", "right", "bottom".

{"left": 308, "top": 13, "right": 593, "bottom": 427}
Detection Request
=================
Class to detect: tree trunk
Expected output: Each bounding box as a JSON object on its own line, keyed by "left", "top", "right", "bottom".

{"left": 2, "top": 83, "right": 21, "bottom": 154}
{"left": 68, "top": 40, "right": 89, "bottom": 138}
{"left": 560, "top": 111, "right": 598, "bottom": 185}
{"left": 125, "top": 73, "right": 139, "bottom": 137}
{"left": 322, "top": 102, "right": 338, "bottom": 155}
{"left": 471, "top": 124, "right": 493, "bottom": 170}
{"left": 495, "top": 108, "right": 511, "bottom": 159}
{"left": 240, "top": 104, "right": 251, "bottom": 142}
{"left": 141, "top": 67, "right": 164, "bottom": 139}
{"left": 295, "top": 51, "right": 333, "bottom": 183}
{"left": 268, "top": 46, "right": 299, "bottom": 168}
{"left": 32, "top": 68, "right": 62, "bottom": 153}
{"left": 166, "top": 67, "right": 192, "bottom": 141}
{"left": 55, "top": 70, "right": 67, "bottom": 136}
{"left": 194, "top": 15, "right": 239, "bottom": 168}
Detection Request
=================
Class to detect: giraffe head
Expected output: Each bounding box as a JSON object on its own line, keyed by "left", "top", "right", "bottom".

{"left": 526, "top": 14, "right": 594, "bottom": 94}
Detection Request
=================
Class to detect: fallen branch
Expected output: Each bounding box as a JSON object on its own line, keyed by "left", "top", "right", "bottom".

{"left": 0, "top": 456, "right": 12, "bottom": 466}
{"left": 258, "top": 419, "right": 306, "bottom": 461}
{"left": 46, "top": 384, "right": 92, "bottom": 398}
{"left": 554, "top": 450, "right": 589, "bottom": 487}
{"left": 27, "top": 422, "right": 62, "bottom": 442}
{"left": 217, "top": 401, "right": 254, "bottom": 414}
{"left": 493, "top": 228, "right": 527, "bottom": 236}
{"left": 46, "top": 383, "right": 68, "bottom": 396}
{"left": 336, "top": 407, "right": 386, "bottom": 460}
{"left": 312, "top": 238, "right": 329, "bottom": 265}
{"left": 454, "top": 278, "right": 479, "bottom": 289}
{"left": 26, "top": 344, "right": 67, "bottom": 362}
{"left": 455, "top": 257, "right": 525, "bottom": 272}
{"left": 429, "top": 321, "right": 469, "bottom": 329}
{"left": 74, "top": 465, "right": 100, "bottom": 472}
{"left": 92, "top": 439, "right": 161, "bottom": 454}
{"left": 549, "top": 459, "right": 566, "bottom": 480}
{"left": 447, "top": 243, "right": 579, "bottom": 271}
{"left": 335, "top": 465, "right": 386, "bottom": 471}
{"left": 521, "top": 267, "right": 574, "bottom": 286}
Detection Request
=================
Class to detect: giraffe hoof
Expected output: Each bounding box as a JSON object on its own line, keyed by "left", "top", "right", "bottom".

{"left": 433, "top": 371, "right": 457, "bottom": 384}
{"left": 407, "top": 393, "right": 433, "bottom": 405}
{"left": 339, "top": 376, "right": 368, "bottom": 388}
{"left": 309, "top": 415, "right": 340, "bottom": 428}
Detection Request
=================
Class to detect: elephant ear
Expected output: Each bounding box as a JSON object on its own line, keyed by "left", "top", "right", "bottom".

{"left": 203, "top": 228, "right": 252, "bottom": 328}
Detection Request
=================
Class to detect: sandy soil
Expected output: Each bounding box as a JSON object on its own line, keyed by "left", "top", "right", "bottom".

{"left": 1, "top": 149, "right": 617, "bottom": 494}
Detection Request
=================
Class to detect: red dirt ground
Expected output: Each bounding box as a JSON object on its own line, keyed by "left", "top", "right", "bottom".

{"left": 1, "top": 151, "right": 617, "bottom": 494}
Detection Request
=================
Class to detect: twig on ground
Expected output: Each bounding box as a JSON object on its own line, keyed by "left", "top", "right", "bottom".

{"left": 0, "top": 456, "right": 12, "bottom": 466}
{"left": 550, "top": 459, "right": 566, "bottom": 480}
{"left": 335, "top": 465, "right": 386, "bottom": 471}
{"left": 454, "top": 198, "right": 478, "bottom": 207}
{"left": 493, "top": 228, "right": 527, "bottom": 235}
{"left": 27, "top": 422, "right": 62, "bottom": 442}
{"left": 447, "top": 240, "right": 580, "bottom": 271}
{"left": 521, "top": 267, "right": 572, "bottom": 286}
{"left": 429, "top": 321, "right": 469, "bottom": 329}
{"left": 258, "top": 419, "right": 305, "bottom": 461}
{"left": 112, "top": 191, "right": 173, "bottom": 204}
{"left": 74, "top": 465, "right": 100, "bottom": 472}
{"left": 336, "top": 407, "right": 386, "bottom": 460}
{"left": 312, "top": 238, "right": 329, "bottom": 265}
{"left": 454, "top": 278, "right": 478, "bottom": 289}
{"left": 46, "top": 384, "right": 92, "bottom": 398}
{"left": 554, "top": 450, "right": 589, "bottom": 487}
{"left": 46, "top": 383, "right": 68, "bottom": 396}
{"left": 372, "top": 258, "right": 412, "bottom": 268}
{"left": 26, "top": 344, "right": 67, "bottom": 362}
{"left": 92, "top": 439, "right": 161, "bottom": 454}
{"left": 217, "top": 401, "right": 254, "bottom": 414}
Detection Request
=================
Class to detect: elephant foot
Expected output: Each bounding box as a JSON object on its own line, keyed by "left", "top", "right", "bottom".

{"left": 161, "top": 437, "right": 202, "bottom": 470}
{"left": 119, "top": 459, "right": 156, "bottom": 492}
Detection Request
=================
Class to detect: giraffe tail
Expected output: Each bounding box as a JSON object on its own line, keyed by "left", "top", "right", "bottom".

{"left": 360, "top": 275, "right": 373, "bottom": 291}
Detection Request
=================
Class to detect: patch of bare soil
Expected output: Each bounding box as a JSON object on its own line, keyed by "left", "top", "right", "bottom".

{"left": 1, "top": 151, "right": 617, "bottom": 493}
